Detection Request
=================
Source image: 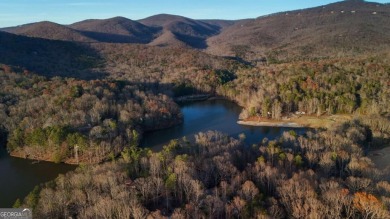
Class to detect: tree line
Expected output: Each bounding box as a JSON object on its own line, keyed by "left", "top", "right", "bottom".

{"left": 1, "top": 38, "right": 389, "bottom": 218}
{"left": 21, "top": 121, "right": 389, "bottom": 218}
{"left": 0, "top": 66, "right": 181, "bottom": 163}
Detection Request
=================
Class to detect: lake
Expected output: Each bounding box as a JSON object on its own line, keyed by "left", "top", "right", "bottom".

{"left": 0, "top": 147, "right": 76, "bottom": 207}
{"left": 142, "top": 99, "right": 305, "bottom": 148}
{"left": 0, "top": 99, "right": 303, "bottom": 207}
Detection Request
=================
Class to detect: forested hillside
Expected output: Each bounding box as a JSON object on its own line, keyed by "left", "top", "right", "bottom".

{"left": 92, "top": 43, "right": 240, "bottom": 91}
{"left": 219, "top": 57, "right": 390, "bottom": 118}
{"left": 0, "top": 0, "right": 389, "bottom": 217}
{"left": 26, "top": 124, "right": 390, "bottom": 218}
{"left": 69, "top": 17, "right": 160, "bottom": 44}
{"left": 1, "top": 21, "right": 95, "bottom": 42}
{"left": 207, "top": 1, "right": 390, "bottom": 60}
{"left": 0, "top": 67, "right": 181, "bottom": 163}
{"left": 0, "top": 31, "right": 104, "bottom": 79}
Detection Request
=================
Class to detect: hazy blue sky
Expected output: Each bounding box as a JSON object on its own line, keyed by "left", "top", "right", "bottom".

{"left": 0, "top": 0, "right": 388, "bottom": 27}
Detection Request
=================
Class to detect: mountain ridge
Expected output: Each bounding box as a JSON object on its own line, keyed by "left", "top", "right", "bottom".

{"left": 0, "top": 30, "right": 104, "bottom": 79}
{"left": 69, "top": 16, "right": 160, "bottom": 43}
{"left": 1, "top": 1, "right": 389, "bottom": 58}
{"left": 139, "top": 14, "right": 224, "bottom": 48}
{"left": 1, "top": 21, "right": 96, "bottom": 42}
{"left": 206, "top": 0, "right": 390, "bottom": 59}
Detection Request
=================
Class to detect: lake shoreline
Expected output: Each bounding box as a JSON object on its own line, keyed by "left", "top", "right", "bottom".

{"left": 7, "top": 116, "right": 184, "bottom": 164}
{"left": 238, "top": 114, "right": 353, "bottom": 128}
{"left": 10, "top": 149, "right": 81, "bottom": 165}
{"left": 0, "top": 145, "right": 77, "bottom": 208}
{"left": 175, "top": 94, "right": 211, "bottom": 102}
{"left": 175, "top": 94, "right": 231, "bottom": 103}
{"left": 237, "top": 120, "right": 303, "bottom": 128}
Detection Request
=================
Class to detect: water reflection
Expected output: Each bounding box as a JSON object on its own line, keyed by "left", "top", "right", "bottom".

{"left": 0, "top": 99, "right": 304, "bottom": 207}
{"left": 0, "top": 146, "right": 76, "bottom": 207}
{"left": 142, "top": 99, "right": 305, "bottom": 149}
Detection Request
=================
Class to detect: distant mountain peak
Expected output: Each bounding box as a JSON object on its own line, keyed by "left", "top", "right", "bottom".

{"left": 1, "top": 1, "right": 388, "bottom": 53}
{"left": 1, "top": 21, "right": 94, "bottom": 42}
{"left": 206, "top": 0, "right": 390, "bottom": 58}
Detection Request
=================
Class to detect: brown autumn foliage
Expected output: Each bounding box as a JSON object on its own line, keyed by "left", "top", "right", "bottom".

{"left": 0, "top": 69, "right": 181, "bottom": 163}
{"left": 0, "top": 2, "right": 389, "bottom": 218}
{"left": 353, "top": 191, "right": 388, "bottom": 219}
{"left": 20, "top": 122, "right": 389, "bottom": 218}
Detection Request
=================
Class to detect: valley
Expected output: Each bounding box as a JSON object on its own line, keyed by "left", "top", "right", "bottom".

{"left": 0, "top": 0, "right": 389, "bottom": 218}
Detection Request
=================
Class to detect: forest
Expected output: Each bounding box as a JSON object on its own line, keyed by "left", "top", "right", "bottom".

{"left": 0, "top": 66, "right": 181, "bottom": 163}
{"left": 1, "top": 41, "right": 389, "bottom": 217}
{"left": 94, "top": 44, "right": 389, "bottom": 120}
{"left": 20, "top": 122, "right": 390, "bottom": 218}
{"left": 1, "top": 49, "right": 389, "bottom": 218}
{"left": 0, "top": 9, "right": 389, "bottom": 216}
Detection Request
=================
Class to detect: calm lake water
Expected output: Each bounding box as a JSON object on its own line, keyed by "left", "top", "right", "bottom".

{"left": 0, "top": 147, "right": 76, "bottom": 207}
{"left": 142, "top": 99, "right": 305, "bottom": 148}
{"left": 0, "top": 99, "right": 303, "bottom": 208}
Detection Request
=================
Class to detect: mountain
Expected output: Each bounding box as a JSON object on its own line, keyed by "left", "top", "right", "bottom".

{"left": 1, "top": 21, "right": 95, "bottom": 42}
{"left": 199, "top": 19, "right": 236, "bottom": 29}
{"left": 148, "top": 30, "right": 188, "bottom": 47}
{"left": 206, "top": 0, "right": 390, "bottom": 60}
{"left": 0, "top": 31, "right": 104, "bottom": 79}
{"left": 139, "top": 14, "right": 223, "bottom": 48}
{"left": 69, "top": 16, "right": 160, "bottom": 43}
{"left": 1, "top": 1, "right": 389, "bottom": 56}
